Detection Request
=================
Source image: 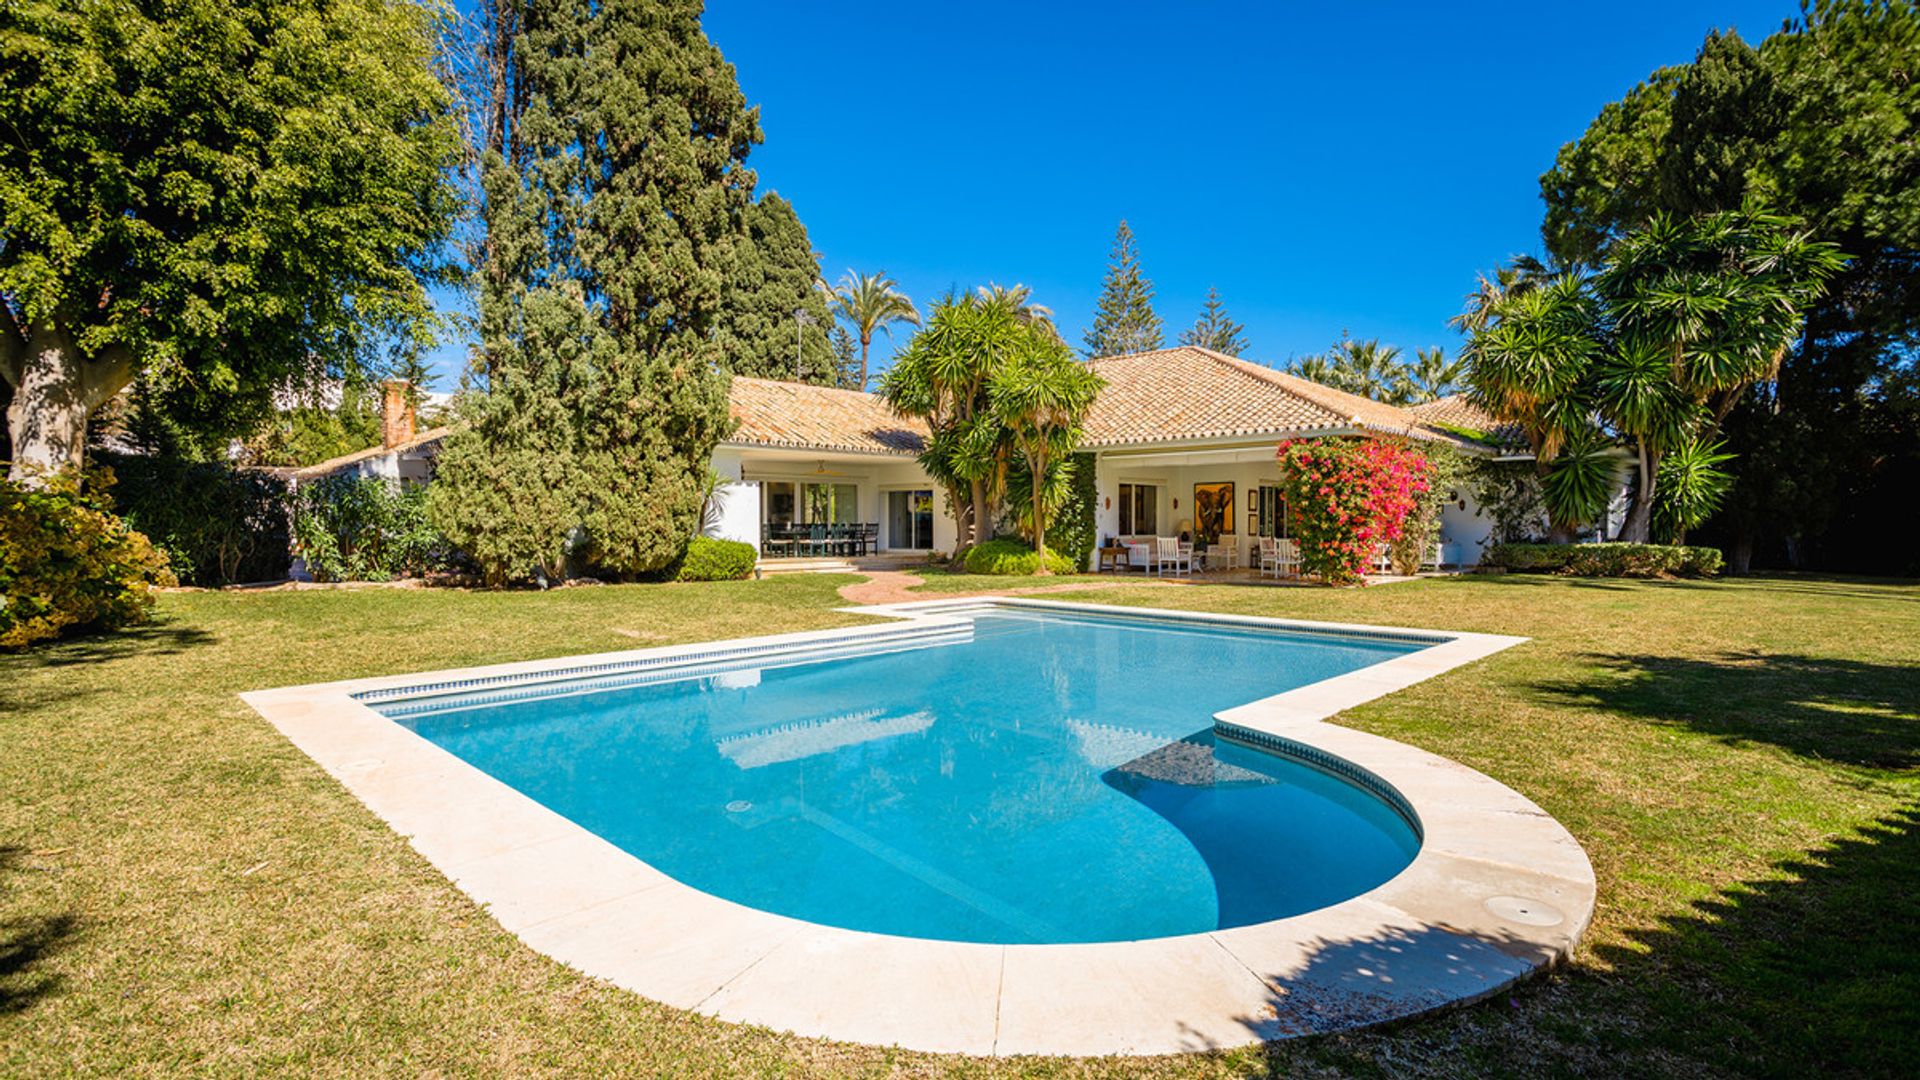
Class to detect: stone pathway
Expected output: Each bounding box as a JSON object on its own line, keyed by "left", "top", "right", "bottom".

{"left": 835, "top": 569, "right": 1178, "bottom": 606}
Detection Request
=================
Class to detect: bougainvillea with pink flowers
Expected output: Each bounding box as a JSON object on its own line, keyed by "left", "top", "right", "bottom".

{"left": 1275, "top": 438, "right": 1434, "bottom": 585}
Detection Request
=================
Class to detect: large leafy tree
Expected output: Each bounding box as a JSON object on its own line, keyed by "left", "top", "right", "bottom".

{"left": 1083, "top": 220, "right": 1162, "bottom": 357}
{"left": 714, "top": 193, "right": 835, "bottom": 382}
{"left": 826, "top": 270, "right": 920, "bottom": 389}
{"left": 0, "top": 0, "right": 459, "bottom": 482}
{"left": 1179, "top": 286, "right": 1248, "bottom": 356}
{"left": 1538, "top": 1, "right": 1920, "bottom": 567}
{"left": 432, "top": 0, "right": 743, "bottom": 581}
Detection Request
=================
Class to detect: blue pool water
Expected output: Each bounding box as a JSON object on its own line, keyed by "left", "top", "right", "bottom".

{"left": 375, "top": 608, "right": 1427, "bottom": 944}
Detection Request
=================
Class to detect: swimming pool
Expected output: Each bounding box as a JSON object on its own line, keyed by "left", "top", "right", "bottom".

{"left": 367, "top": 607, "right": 1425, "bottom": 944}
{"left": 245, "top": 597, "right": 1590, "bottom": 1056}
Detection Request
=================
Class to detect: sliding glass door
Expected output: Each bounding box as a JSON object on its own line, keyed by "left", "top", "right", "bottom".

{"left": 887, "top": 489, "right": 934, "bottom": 550}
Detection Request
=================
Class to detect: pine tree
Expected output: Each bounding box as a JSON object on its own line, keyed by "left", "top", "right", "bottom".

{"left": 829, "top": 325, "right": 861, "bottom": 389}
{"left": 1178, "top": 286, "right": 1248, "bottom": 356}
{"left": 714, "top": 193, "right": 836, "bottom": 381}
{"left": 1083, "top": 220, "right": 1163, "bottom": 358}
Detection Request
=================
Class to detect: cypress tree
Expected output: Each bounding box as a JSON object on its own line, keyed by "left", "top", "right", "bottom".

{"left": 1083, "top": 220, "right": 1163, "bottom": 358}
{"left": 432, "top": 0, "right": 749, "bottom": 582}
{"left": 1178, "top": 286, "right": 1249, "bottom": 356}
{"left": 714, "top": 193, "right": 836, "bottom": 382}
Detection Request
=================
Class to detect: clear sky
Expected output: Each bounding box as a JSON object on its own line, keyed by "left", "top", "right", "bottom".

{"left": 425, "top": 1, "right": 1804, "bottom": 386}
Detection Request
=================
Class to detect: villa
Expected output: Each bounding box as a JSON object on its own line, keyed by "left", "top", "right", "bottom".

{"left": 711, "top": 345, "right": 1514, "bottom": 568}
{"left": 290, "top": 345, "right": 1521, "bottom": 574}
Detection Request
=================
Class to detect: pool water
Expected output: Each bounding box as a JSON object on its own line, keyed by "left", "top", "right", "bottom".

{"left": 376, "top": 609, "right": 1426, "bottom": 944}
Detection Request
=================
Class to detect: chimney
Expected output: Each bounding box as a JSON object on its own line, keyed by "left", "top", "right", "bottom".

{"left": 381, "top": 379, "right": 416, "bottom": 449}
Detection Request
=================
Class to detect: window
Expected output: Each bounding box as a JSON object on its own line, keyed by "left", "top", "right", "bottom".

{"left": 802, "top": 482, "right": 859, "bottom": 524}
{"left": 1117, "top": 483, "right": 1158, "bottom": 536}
{"left": 764, "top": 481, "right": 795, "bottom": 525}
{"left": 1255, "top": 484, "right": 1290, "bottom": 539}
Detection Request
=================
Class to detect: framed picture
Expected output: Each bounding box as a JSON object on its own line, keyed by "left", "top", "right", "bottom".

{"left": 1193, "top": 482, "right": 1233, "bottom": 545}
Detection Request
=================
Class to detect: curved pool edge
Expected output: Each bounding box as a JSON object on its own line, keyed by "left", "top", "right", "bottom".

{"left": 238, "top": 597, "right": 1593, "bottom": 1058}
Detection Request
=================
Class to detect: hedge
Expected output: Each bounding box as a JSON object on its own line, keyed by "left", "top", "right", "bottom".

{"left": 99, "top": 452, "right": 290, "bottom": 586}
{"left": 963, "top": 538, "right": 1077, "bottom": 576}
{"left": 1488, "top": 542, "right": 1724, "bottom": 578}
{"left": 675, "top": 536, "right": 757, "bottom": 581}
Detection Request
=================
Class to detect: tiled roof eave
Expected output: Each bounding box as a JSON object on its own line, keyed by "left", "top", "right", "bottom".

{"left": 720, "top": 437, "right": 922, "bottom": 458}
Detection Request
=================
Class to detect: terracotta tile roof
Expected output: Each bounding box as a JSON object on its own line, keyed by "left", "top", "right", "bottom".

{"left": 286, "top": 426, "right": 453, "bottom": 480}
{"left": 725, "top": 376, "right": 928, "bottom": 456}
{"left": 1408, "top": 394, "right": 1528, "bottom": 450}
{"left": 1082, "top": 347, "right": 1474, "bottom": 449}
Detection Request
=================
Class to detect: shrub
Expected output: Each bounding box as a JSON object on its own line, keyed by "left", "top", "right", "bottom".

{"left": 292, "top": 475, "right": 445, "bottom": 582}
{"left": 1, "top": 473, "right": 176, "bottom": 649}
{"left": 963, "top": 538, "right": 1076, "bottom": 576}
{"left": 1488, "top": 542, "right": 1724, "bottom": 578}
{"left": 1276, "top": 438, "right": 1433, "bottom": 584}
{"left": 98, "top": 452, "right": 290, "bottom": 586}
{"left": 675, "top": 536, "right": 756, "bottom": 581}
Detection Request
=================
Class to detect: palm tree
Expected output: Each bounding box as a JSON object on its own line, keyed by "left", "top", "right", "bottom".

{"left": 1408, "top": 346, "right": 1466, "bottom": 403}
{"left": 1292, "top": 335, "right": 1414, "bottom": 404}
{"left": 825, "top": 270, "right": 921, "bottom": 389}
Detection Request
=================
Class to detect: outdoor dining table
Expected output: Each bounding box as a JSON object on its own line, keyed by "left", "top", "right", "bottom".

{"left": 761, "top": 522, "right": 879, "bottom": 558}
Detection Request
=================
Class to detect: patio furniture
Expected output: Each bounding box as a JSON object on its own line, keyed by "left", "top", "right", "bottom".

{"left": 1372, "top": 544, "right": 1394, "bottom": 575}
{"left": 1097, "top": 545, "right": 1131, "bottom": 573}
{"left": 1122, "top": 537, "right": 1155, "bottom": 572}
{"left": 1259, "top": 537, "right": 1301, "bottom": 579}
{"left": 1155, "top": 537, "right": 1191, "bottom": 577}
{"left": 1206, "top": 541, "right": 1238, "bottom": 571}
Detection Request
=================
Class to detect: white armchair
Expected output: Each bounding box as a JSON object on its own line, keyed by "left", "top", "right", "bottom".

{"left": 1260, "top": 537, "right": 1300, "bottom": 579}
{"left": 1155, "top": 536, "right": 1191, "bottom": 577}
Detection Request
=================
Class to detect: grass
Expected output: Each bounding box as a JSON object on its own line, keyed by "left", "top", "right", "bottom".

{"left": 3, "top": 572, "right": 1916, "bottom": 1077}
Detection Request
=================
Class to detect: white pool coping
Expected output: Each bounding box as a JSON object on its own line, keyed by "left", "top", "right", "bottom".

{"left": 240, "top": 597, "right": 1592, "bottom": 1057}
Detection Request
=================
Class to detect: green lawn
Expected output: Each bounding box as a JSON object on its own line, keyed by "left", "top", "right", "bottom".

{"left": 3, "top": 573, "right": 1915, "bottom": 1077}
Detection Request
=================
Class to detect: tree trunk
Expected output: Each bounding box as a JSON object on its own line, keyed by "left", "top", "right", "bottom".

{"left": 969, "top": 478, "right": 988, "bottom": 548}
{"left": 858, "top": 333, "right": 870, "bottom": 390}
{"left": 1730, "top": 531, "right": 1753, "bottom": 575}
{"left": 3, "top": 320, "right": 133, "bottom": 486}
{"left": 1031, "top": 451, "right": 1050, "bottom": 574}
{"left": 1618, "top": 442, "right": 1657, "bottom": 544}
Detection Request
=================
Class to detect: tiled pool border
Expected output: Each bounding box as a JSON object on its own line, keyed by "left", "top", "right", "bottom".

{"left": 240, "top": 596, "right": 1593, "bottom": 1057}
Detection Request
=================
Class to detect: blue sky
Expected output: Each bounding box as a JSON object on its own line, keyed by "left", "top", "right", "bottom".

{"left": 425, "top": 1, "right": 1802, "bottom": 386}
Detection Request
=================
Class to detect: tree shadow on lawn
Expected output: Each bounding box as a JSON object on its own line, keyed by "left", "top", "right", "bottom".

{"left": 0, "top": 848, "right": 81, "bottom": 1017}
{"left": 0, "top": 620, "right": 217, "bottom": 715}
{"left": 1224, "top": 805, "right": 1920, "bottom": 1077}
{"left": 1580, "top": 804, "right": 1920, "bottom": 1077}
{"left": 1534, "top": 650, "right": 1919, "bottom": 772}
